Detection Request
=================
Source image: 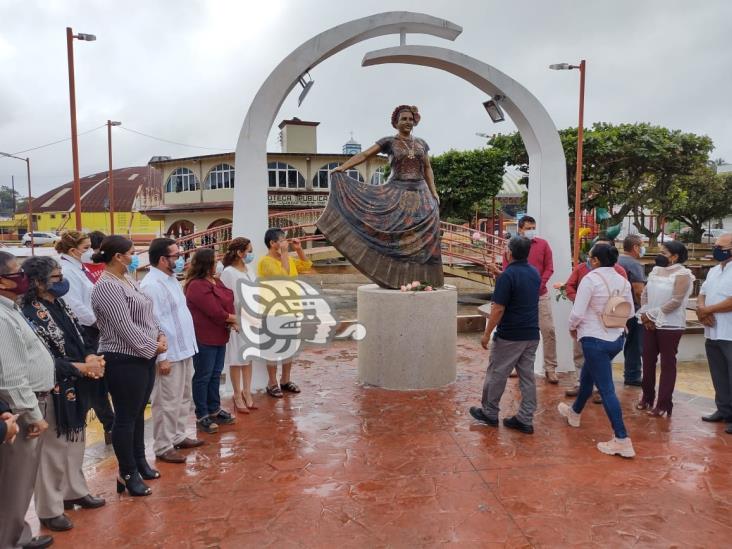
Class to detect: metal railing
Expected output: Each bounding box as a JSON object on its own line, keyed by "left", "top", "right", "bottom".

{"left": 167, "top": 208, "right": 508, "bottom": 276}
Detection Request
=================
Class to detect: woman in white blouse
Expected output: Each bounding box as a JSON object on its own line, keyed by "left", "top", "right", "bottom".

{"left": 558, "top": 244, "right": 636, "bottom": 458}
{"left": 636, "top": 241, "right": 694, "bottom": 417}
{"left": 220, "top": 237, "right": 258, "bottom": 413}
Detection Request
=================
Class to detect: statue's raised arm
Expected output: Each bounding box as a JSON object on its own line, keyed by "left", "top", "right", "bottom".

{"left": 317, "top": 105, "right": 444, "bottom": 290}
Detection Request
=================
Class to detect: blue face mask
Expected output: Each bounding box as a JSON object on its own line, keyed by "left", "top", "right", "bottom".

{"left": 48, "top": 278, "right": 70, "bottom": 298}
{"left": 585, "top": 259, "right": 593, "bottom": 271}
{"left": 713, "top": 246, "right": 731, "bottom": 262}
{"left": 174, "top": 256, "right": 185, "bottom": 273}
{"left": 244, "top": 252, "right": 255, "bottom": 264}
{"left": 128, "top": 255, "right": 140, "bottom": 273}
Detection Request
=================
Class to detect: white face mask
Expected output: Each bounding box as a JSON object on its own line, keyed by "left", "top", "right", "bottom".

{"left": 639, "top": 246, "right": 646, "bottom": 258}
{"left": 80, "top": 249, "right": 94, "bottom": 264}
{"left": 523, "top": 229, "right": 537, "bottom": 240}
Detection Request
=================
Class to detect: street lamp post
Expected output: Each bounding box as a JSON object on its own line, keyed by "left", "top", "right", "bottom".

{"left": 107, "top": 120, "right": 121, "bottom": 234}
{"left": 550, "top": 59, "right": 586, "bottom": 266}
{"left": 66, "top": 27, "right": 96, "bottom": 231}
{"left": 0, "top": 152, "right": 35, "bottom": 254}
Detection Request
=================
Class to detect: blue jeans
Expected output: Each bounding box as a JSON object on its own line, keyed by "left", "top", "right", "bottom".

{"left": 573, "top": 335, "right": 629, "bottom": 439}
{"left": 623, "top": 316, "right": 643, "bottom": 382}
{"left": 192, "top": 343, "right": 226, "bottom": 419}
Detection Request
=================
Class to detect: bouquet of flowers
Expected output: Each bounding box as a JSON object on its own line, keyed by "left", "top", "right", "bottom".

{"left": 553, "top": 282, "right": 569, "bottom": 302}
{"left": 400, "top": 280, "right": 435, "bottom": 292}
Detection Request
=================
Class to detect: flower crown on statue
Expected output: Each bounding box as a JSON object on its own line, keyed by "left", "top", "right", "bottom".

{"left": 391, "top": 105, "right": 421, "bottom": 128}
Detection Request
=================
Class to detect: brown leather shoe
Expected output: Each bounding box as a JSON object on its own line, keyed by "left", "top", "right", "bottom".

{"left": 565, "top": 385, "right": 579, "bottom": 397}
{"left": 545, "top": 371, "right": 559, "bottom": 384}
{"left": 174, "top": 437, "right": 205, "bottom": 450}
{"left": 156, "top": 448, "right": 186, "bottom": 463}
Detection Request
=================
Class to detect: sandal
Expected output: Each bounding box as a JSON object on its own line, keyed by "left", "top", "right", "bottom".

{"left": 267, "top": 384, "right": 283, "bottom": 398}
{"left": 280, "top": 381, "right": 301, "bottom": 394}
{"left": 635, "top": 400, "right": 653, "bottom": 411}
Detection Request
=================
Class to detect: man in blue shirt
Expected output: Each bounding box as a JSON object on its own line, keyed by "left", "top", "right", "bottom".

{"left": 470, "top": 236, "right": 541, "bottom": 434}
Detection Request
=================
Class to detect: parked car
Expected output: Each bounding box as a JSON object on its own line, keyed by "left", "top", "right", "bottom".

{"left": 21, "top": 231, "right": 60, "bottom": 247}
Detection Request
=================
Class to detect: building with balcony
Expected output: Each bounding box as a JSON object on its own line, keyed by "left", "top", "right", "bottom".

{"left": 141, "top": 118, "right": 388, "bottom": 238}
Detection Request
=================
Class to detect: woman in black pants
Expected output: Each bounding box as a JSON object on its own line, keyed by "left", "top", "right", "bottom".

{"left": 90, "top": 236, "right": 167, "bottom": 496}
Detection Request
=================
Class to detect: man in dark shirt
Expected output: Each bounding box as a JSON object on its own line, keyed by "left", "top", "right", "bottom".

{"left": 618, "top": 235, "right": 646, "bottom": 385}
{"left": 470, "top": 236, "right": 541, "bottom": 434}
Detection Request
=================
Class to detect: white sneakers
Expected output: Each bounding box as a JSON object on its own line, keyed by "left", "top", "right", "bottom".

{"left": 557, "top": 402, "right": 581, "bottom": 427}
{"left": 557, "top": 402, "right": 636, "bottom": 458}
{"left": 597, "top": 437, "right": 636, "bottom": 458}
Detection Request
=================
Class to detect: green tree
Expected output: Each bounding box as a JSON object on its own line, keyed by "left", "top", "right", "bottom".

{"left": 431, "top": 148, "right": 506, "bottom": 222}
{"left": 668, "top": 168, "right": 732, "bottom": 242}
{"left": 488, "top": 123, "right": 714, "bottom": 244}
{"left": 0, "top": 185, "right": 19, "bottom": 216}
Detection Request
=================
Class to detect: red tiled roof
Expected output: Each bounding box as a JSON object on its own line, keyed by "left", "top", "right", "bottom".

{"left": 30, "top": 166, "right": 161, "bottom": 213}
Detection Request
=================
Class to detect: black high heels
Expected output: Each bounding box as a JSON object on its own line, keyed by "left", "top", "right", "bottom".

{"left": 136, "top": 460, "right": 161, "bottom": 480}
{"left": 116, "top": 473, "right": 152, "bottom": 497}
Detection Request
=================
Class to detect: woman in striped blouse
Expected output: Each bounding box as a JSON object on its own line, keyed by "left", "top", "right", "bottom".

{"left": 90, "top": 236, "right": 168, "bottom": 497}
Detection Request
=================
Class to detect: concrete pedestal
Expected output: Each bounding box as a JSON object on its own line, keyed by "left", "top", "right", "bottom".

{"left": 357, "top": 284, "right": 457, "bottom": 390}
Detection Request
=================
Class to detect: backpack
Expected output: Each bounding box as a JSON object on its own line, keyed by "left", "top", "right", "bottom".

{"left": 592, "top": 271, "right": 633, "bottom": 329}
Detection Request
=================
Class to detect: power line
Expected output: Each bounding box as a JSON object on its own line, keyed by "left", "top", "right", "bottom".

{"left": 10, "top": 124, "right": 107, "bottom": 155}
{"left": 117, "top": 126, "right": 231, "bottom": 151}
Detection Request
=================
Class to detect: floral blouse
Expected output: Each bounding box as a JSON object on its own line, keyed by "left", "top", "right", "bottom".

{"left": 376, "top": 136, "right": 430, "bottom": 181}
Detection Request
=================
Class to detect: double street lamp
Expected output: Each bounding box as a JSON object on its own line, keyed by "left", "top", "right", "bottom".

{"left": 67, "top": 27, "right": 96, "bottom": 231}
{"left": 550, "top": 60, "right": 586, "bottom": 266}
{"left": 0, "top": 152, "right": 34, "bottom": 253}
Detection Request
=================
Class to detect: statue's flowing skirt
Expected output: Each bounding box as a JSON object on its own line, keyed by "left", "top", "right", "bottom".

{"left": 316, "top": 172, "right": 444, "bottom": 289}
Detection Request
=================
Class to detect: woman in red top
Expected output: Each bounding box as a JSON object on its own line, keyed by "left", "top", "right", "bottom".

{"left": 184, "top": 249, "right": 237, "bottom": 434}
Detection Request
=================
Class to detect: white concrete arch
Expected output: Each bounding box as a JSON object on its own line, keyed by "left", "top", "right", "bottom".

{"left": 233, "top": 12, "right": 462, "bottom": 255}
{"left": 362, "top": 45, "right": 572, "bottom": 372}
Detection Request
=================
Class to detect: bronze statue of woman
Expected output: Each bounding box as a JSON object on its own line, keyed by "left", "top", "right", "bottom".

{"left": 316, "top": 105, "right": 444, "bottom": 289}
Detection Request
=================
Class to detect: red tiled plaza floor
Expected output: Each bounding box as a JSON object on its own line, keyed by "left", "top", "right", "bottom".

{"left": 42, "top": 335, "right": 731, "bottom": 547}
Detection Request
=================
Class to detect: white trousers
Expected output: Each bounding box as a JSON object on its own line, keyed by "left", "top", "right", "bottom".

{"left": 151, "top": 357, "right": 194, "bottom": 455}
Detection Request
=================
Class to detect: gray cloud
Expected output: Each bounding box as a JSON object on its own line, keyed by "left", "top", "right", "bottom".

{"left": 1, "top": 0, "right": 731, "bottom": 197}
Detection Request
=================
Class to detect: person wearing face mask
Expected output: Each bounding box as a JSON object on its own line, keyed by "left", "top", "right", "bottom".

{"left": 185, "top": 248, "right": 238, "bottom": 434}
{"left": 697, "top": 232, "right": 732, "bottom": 432}
{"left": 20, "top": 257, "right": 107, "bottom": 533}
{"left": 558, "top": 244, "right": 636, "bottom": 458}
{"left": 220, "top": 237, "right": 259, "bottom": 413}
{"left": 0, "top": 251, "right": 56, "bottom": 549}
{"left": 56, "top": 230, "right": 116, "bottom": 444}
{"left": 562, "top": 235, "right": 628, "bottom": 399}
{"left": 635, "top": 242, "right": 694, "bottom": 417}
{"left": 90, "top": 236, "right": 168, "bottom": 497}
{"left": 493, "top": 215, "right": 559, "bottom": 383}
{"left": 140, "top": 238, "right": 203, "bottom": 464}
{"left": 618, "top": 234, "right": 647, "bottom": 387}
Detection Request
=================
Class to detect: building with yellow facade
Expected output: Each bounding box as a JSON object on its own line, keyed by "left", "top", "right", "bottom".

{"left": 12, "top": 166, "right": 163, "bottom": 242}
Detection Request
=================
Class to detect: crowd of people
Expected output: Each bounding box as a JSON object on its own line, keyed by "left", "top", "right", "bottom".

{"left": 1, "top": 220, "right": 731, "bottom": 547}
{"left": 472, "top": 218, "right": 732, "bottom": 460}
{"left": 0, "top": 227, "right": 310, "bottom": 548}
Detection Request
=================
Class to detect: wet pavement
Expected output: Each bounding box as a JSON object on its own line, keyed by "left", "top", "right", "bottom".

{"left": 32, "top": 334, "right": 732, "bottom": 548}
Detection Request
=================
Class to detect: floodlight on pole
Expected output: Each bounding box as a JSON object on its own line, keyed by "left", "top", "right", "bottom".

{"left": 0, "top": 151, "right": 35, "bottom": 253}
{"left": 549, "top": 59, "right": 586, "bottom": 266}
{"left": 297, "top": 72, "right": 315, "bottom": 107}
{"left": 67, "top": 27, "right": 96, "bottom": 231}
{"left": 482, "top": 95, "right": 505, "bottom": 123}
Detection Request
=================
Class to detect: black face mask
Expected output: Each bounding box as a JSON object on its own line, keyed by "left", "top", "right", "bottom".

{"left": 654, "top": 254, "right": 670, "bottom": 268}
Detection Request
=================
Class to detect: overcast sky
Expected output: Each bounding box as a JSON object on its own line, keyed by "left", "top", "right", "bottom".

{"left": 1, "top": 0, "right": 731, "bottom": 197}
